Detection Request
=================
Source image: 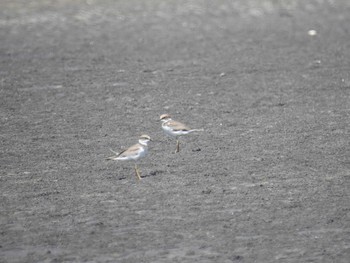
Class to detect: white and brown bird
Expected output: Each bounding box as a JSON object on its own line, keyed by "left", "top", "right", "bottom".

{"left": 107, "top": 134, "right": 152, "bottom": 180}
{"left": 160, "top": 114, "right": 203, "bottom": 153}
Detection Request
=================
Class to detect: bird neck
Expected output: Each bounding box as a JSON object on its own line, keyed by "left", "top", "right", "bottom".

{"left": 162, "top": 119, "right": 171, "bottom": 125}
{"left": 139, "top": 140, "right": 148, "bottom": 146}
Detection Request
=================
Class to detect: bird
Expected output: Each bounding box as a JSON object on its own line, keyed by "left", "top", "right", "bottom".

{"left": 106, "top": 134, "right": 152, "bottom": 180}
{"left": 160, "top": 114, "right": 203, "bottom": 153}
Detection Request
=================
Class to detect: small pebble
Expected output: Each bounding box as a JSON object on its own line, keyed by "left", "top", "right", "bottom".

{"left": 308, "top": 29, "right": 317, "bottom": 36}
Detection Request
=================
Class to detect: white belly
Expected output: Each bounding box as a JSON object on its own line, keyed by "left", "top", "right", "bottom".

{"left": 116, "top": 147, "right": 147, "bottom": 161}
{"left": 162, "top": 125, "right": 191, "bottom": 137}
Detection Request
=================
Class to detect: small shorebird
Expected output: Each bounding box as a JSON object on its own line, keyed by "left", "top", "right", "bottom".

{"left": 106, "top": 134, "right": 152, "bottom": 180}
{"left": 160, "top": 114, "right": 203, "bottom": 153}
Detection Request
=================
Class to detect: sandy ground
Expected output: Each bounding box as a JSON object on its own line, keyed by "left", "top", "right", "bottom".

{"left": 1, "top": 0, "right": 350, "bottom": 262}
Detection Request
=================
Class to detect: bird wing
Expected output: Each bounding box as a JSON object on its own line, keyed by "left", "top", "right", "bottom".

{"left": 117, "top": 143, "right": 141, "bottom": 158}
{"left": 166, "top": 120, "right": 191, "bottom": 131}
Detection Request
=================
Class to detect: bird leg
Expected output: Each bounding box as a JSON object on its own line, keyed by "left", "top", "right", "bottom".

{"left": 134, "top": 163, "right": 142, "bottom": 180}
{"left": 175, "top": 139, "right": 180, "bottom": 153}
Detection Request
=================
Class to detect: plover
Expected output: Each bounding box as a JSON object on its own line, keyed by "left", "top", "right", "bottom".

{"left": 107, "top": 134, "right": 152, "bottom": 180}
{"left": 160, "top": 114, "right": 203, "bottom": 153}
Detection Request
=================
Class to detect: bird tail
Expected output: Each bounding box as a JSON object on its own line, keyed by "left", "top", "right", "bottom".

{"left": 106, "top": 149, "right": 119, "bottom": 160}
{"left": 189, "top": 128, "right": 204, "bottom": 133}
{"left": 106, "top": 156, "right": 118, "bottom": 161}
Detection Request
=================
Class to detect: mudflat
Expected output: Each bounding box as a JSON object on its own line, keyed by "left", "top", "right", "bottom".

{"left": 1, "top": 1, "right": 349, "bottom": 262}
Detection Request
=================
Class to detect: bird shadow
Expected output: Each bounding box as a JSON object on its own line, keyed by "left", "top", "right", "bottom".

{"left": 140, "top": 170, "right": 165, "bottom": 179}
{"left": 112, "top": 170, "right": 165, "bottom": 181}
